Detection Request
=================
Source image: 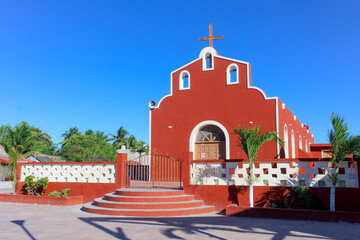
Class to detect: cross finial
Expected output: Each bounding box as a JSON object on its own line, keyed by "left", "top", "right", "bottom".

{"left": 198, "top": 23, "right": 224, "bottom": 47}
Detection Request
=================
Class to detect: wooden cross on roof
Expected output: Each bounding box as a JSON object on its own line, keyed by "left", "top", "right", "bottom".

{"left": 198, "top": 23, "right": 224, "bottom": 47}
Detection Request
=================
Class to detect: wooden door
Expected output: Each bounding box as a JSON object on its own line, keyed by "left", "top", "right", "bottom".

{"left": 194, "top": 125, "right": 226, "bottom": 160}
{"left": 195, "top": 142, "right": 225, "bottom": 160}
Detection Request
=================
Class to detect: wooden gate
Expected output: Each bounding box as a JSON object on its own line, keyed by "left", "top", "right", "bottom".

{"left": 125, "top": 154, "right": 182, "bottom": 188}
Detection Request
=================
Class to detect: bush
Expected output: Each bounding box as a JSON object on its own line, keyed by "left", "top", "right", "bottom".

{"left": 265, "top": 186, "right": 323, "bottom": 210}
{"left": 48, "top": 188, "right": 71, "bottom": 197}
{"left": 25, "top": 176, "right": 49, "bottom": 196}
{"left": 48, "top": 191, "right": 61, "bottom": 197}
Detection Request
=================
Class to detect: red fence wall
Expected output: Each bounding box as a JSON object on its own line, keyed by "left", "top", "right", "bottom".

{"left": 184, "top": 185, "right": 360, "bottom": 212}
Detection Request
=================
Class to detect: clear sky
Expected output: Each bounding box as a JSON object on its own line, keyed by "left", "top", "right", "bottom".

{"left": 1, "top": 1, "right": 360, "bottom": 145}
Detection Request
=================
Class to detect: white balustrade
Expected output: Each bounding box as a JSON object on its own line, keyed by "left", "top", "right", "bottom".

{"left": 191, "top": 161, "right": 358, "bottom": 188}
{"left": 20, "top": 164, "right": 116, "bottom": 183}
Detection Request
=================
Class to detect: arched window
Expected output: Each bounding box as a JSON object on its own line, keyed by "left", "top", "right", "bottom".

{"left": 299, "top": 136, "right": 302, "bottom": 150}
{"left": 200, "top": 47, "right": 216, "bottom": 71}
{"left": 179, "top": 71, "right": 190, "bottom": 90}
{"left": 205, "top": 53, "right": 213, "bottom": 69}
{"left": 226, "top": 64, "right": 239, "bottom": 85}
{"left": 284, "top": 125, "right": 289, "bottom": 158}
{"left": 196, "top": 125, "right": 225, "bottom": 142}
{"left": 305, "top": 140, "right": 308, "bottom": 152}
{"left": 291, "top": 130, "right": 295, "bottom": 158}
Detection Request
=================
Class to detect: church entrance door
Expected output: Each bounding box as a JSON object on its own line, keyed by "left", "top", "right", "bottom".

{"left": 195, "top": 125, "right": 226, "bottom": 160}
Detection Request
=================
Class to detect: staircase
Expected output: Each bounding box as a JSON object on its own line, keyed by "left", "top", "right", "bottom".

{"left": 82, "top": 188, "right": 215, "bottom": 217}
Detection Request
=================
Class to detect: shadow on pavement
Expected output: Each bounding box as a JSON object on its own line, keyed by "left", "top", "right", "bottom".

{"left": 78, "top": 215, "right": 342, "bottom": 240}
{"left": 11, "top": 220, "right": 37, "bottom": 240}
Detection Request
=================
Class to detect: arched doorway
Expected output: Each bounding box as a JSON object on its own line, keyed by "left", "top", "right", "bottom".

{"left": 195, "top": 125, "right": 226, "bottom": 160}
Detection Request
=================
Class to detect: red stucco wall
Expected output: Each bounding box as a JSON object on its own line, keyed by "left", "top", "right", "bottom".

{"left": 151, "top": 56, "right": 279, "bottom": 160}
{"left": 278, "top": 99, "right": 314, "bottom": 158}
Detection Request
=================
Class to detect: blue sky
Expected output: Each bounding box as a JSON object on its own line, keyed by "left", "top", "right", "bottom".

{"left": 1, "top": 1, "right": 359, "bottom": 145}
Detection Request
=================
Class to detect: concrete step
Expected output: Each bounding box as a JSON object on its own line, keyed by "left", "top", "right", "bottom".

{"left": 82, "top": 202, "right": 215, "bottom": 217}
{"left": 115, "top": 188, "right": 184, "bottom": 196}
{"left": 93, "top": 198, "right": 204, "bottom": 209}
{"left": 104, "top": 193, "right": 195, "bottom": 202}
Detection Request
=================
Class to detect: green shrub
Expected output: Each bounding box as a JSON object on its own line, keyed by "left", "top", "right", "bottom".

{"left": 48, "top": 188, "right": 71, "bottom": 197}
{"left": 25, "top": 175, "right": 49, "bottom": 196}
{"left": 48, "top": 191, "right": 61, "bottom": 197}
{"left": 265, "top": 186, "right": 323, "bottom": 210}
{"left": 61, "top": 188, "right": 71, "bottom": 197}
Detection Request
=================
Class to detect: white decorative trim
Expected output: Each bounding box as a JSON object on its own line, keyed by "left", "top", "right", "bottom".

{"left": 226, "top": 64, "right": 239, "bottom": 85}
{"left": 156, "top": 58, "right": 199, "bottom": 108}
{"left": 291, "top": 130, "right": 296, "bottom": 158}
{"left": 199, "top": 47, "right": 218, "bottom": 58}
{"left": 149, "top": 109, "right": 152, "bottom": 154}
{"left": 299, "top": 136, "right": 303, "bottom": 150}
{"left": 189, "top": 120, "right": 230, "bottom": 160}
{"left": 294, "top": 116, "right": 297, "bottom": 120}
{"left": 200, "top": 47, "right": 217, "bottom": 71}
{"left": 282, "top": 103, "right": 286, "bottom": 109}
{"left": 179, "top": 70, "right": 190, "bottom": 90}
{"left": 284, "top": 124, "right": 289, "bottom": 158}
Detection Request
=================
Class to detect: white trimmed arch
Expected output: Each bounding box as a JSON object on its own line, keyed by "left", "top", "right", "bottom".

{"left": 291, "top": 130, "right": 295, "bottom": 158}
{"left": 226, "top": 63, "right": 239, "bottom": 85}
{"left": 284, "top": 124, "right": 289, "bottom": 158}
{"left": 189, "top": 120, "right": 230, "bottom": 160}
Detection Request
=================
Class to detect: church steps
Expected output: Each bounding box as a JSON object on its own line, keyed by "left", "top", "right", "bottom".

{"left": 82, "top": 203, "right": 214, "bottom": 217}
{"left": 104, "top": 193, "right": 195, "bottom": 202}
{"left": 81, "top": 188, "right": 215, "bottom": 217}
{"left": 93, "top": 198, "right": 204, "bottom": 209}
{"left": 114, "top": 189, "right": 185, "bottom": 196}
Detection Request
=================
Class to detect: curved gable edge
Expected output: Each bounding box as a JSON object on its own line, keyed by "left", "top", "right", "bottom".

{"left": 215, "top": 55, "right": 279, "bottom": 101}
{"left": 156, "top": 57, "right": 201, "bottom": 109}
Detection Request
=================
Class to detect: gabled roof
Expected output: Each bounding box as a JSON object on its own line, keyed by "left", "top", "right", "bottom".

{"left": 27, "top": 154, "right": 65, "bottom": 163}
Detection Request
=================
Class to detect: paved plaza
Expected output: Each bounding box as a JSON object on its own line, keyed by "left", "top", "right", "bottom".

{"left": 0, "top": 202, "right": 359, "bottom": 240}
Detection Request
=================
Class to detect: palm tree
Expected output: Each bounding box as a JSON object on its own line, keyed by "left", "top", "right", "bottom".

{"left": 233, "top": 125, "right": 283, "bottom": 207}
{"left": 131, "top": 141, "right": 149, "bottom": 157}
{"left": 122, "top": 135, "right": 137, "bottom": 149}
{"left": 61, "top": 127, "right": 81, "bottom": 147}
{"left": 95, "top": 131, "right": 111, "bottom": 143}
{"left": 327, "top": 114, "right": 360, "bottom": 211}
{"left": 109, "top": 126, "right": 128, "bottom": 149}
{"left": 0, "top": 122, "right": 44, "bottom": 192}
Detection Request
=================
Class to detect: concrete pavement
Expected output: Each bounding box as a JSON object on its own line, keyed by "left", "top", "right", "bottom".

{"left": 0, "top": 202, "right": 359, "bottom": 240}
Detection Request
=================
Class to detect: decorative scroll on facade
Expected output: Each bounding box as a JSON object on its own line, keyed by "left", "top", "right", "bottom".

{"left": 191, "top": 161, "right": 358, "bottom": 188}
{"left": 20, "top": 163, "right": 116, "bottom": 183}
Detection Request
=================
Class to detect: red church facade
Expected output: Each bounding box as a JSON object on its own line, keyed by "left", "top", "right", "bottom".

{"left": 150, "top": 47, "right": 314, "bottom": 161}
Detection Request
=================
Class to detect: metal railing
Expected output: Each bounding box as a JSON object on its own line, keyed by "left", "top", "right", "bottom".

{"left": 125, "top": 154, "right": 182, "bottom": 188}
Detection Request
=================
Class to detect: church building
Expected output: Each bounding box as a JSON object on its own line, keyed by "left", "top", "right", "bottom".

{"left": 149, "top": 25, "right": 314, "bottom": 161}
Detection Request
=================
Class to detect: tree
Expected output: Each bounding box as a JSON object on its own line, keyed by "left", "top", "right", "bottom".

{"left": 122, "top": 135, "right": 137, "bottom": 149}
{"left": 0, "top": 122, "right": 44, "bottom": 192}
{"left": 327, "top": 114, "right": 360, "bottom": 211}
{"left": 233, "top": 125, "right": 283, "bottom": 207}
{"left": 131, "top": 141, "right": 149, "bottom": 157}
{"left": 109, "top": 126, "right": 128, "bottom": 149}
{"left": 61, "top": 127, "right": 81, "bottom": 147}
{"left": 30, "top": 126, "right": 57, "bottom": 155}
{"left": 59, "top": 133, "right": 116, "bottom": 162}
{"left": 95, "top": 131, "right": 111, "bottom": 143}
